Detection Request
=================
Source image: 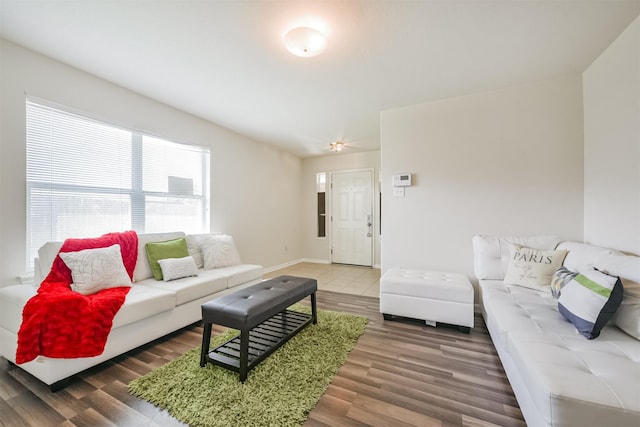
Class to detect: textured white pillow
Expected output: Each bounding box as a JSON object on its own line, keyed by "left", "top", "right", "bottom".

{"left": 185, "top": 233, "right": 222, "bottom": 268}
{"left": 503, "top": 244, "right": 568, "bottom": 291}
{"left": 59, "top": 244, "right": 132, "bottom": 295}
{"left": 201, "top": 234, "right": 242, "bottom": 269}
{"left": 157, "top": 256, "right": 199, "bottom": 281}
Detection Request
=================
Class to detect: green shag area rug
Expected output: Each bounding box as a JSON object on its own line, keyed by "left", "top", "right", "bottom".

{"left": 127, "top": 305, "right": 367, "bottom": 427}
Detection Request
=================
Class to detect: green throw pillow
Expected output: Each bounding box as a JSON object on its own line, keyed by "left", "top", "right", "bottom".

{"left": 145, "top": 238, "right": 190, "bottom": 280}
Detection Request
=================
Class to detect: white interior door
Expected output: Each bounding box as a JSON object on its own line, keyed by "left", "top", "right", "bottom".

{"left": 330, "top": 170, "right": 373, "bottom": 266}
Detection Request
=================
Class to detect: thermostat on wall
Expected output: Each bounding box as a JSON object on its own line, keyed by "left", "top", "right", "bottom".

{"left": 393, "top": 173, "right": 412, "bottom": 187}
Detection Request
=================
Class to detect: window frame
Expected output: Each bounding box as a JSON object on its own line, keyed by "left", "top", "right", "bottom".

{"left": 25, "top": 97, "right": 210, "bottom": 271}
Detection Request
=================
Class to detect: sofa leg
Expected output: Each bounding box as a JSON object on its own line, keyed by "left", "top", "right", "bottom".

{"left": 383, "top": 313, "right": 393, "bottom": 321}
{"left": 458, "top": 326, "right": 471, "bottom": 334}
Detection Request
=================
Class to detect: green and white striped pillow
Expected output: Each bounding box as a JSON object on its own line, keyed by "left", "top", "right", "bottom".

{"left": 558, "top": 268, "right": 624, "bottom": 339}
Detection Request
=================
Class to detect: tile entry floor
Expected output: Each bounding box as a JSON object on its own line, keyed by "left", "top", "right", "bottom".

{"left": 263, "top": 262, "right": 381, "bottom": 297}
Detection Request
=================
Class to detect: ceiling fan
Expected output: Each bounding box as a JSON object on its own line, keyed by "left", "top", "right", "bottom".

{"left": 328, "top": 139, "right": 364, "bottom": 153}
{"left": 308, "top": 136, "right": 362, "bottom": 155}
{"left": 329, "top": 141, "right": 345, "bottom": 152}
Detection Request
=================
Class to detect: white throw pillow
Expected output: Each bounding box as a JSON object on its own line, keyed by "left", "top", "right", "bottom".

{"left": 614, "top": 296, "right": 640, "bottom": 340}
{"left": 185, "top": 234, "right": 205, "bottom": 268}
{"left": 185, "top": 233, "right": 222, "bottom": 268}
{"left": 503, "top": 244, "right": 568, "bottom": 291}
{"left": 613, "top": 279, "right": 640, "bottom": 340}
{"left": 59, "top": 244, "right": 132, "bottom": 295}
{"left": 157, "top": 256, "right": 199, "bottom": 281}
{"left": 201, "top": 234, "right": 242, "bottom": 269}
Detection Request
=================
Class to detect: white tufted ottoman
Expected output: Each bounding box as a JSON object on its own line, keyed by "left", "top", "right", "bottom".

{"left": 380, "top": 268, "right": 474, "bottom": 332}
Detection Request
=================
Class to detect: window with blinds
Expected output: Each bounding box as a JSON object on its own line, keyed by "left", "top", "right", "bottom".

{"left": 25, "top": 98, "right": 210, "bottom": 271}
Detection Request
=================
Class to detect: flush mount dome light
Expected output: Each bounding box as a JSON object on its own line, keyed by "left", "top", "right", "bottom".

{"left": 284, "top": 26, "right": 327, "bottom": 57}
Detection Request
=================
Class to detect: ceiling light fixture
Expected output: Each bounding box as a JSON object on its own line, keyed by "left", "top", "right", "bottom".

{"left": 330, "top": 141, "right": 344, "bottom": 152}
{"left": 283, "top": 26, "right": 327, "bottom": 57}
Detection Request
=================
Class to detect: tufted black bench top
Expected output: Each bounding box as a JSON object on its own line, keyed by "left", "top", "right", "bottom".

{"left": 201, "top": 275, "right": 317, "bottom": 330}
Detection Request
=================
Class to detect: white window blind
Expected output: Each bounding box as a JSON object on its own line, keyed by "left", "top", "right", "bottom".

{"left": 26, "top": 98, "right": 210, "bottom": 271}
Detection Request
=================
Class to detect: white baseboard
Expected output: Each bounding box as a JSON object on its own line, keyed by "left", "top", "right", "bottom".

{"left": 301, "top": 258, "right": 331, "bottom": 264}
{"left": 263, "top": 259, "right": 302, "bottom": 274}
{"left": 264, "top": 258, "right": 381, "bottom": 274}
{"left": 263, "top": 258, "right": 332, "bottom": 274}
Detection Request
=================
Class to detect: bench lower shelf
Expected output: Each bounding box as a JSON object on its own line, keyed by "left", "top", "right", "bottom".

{"left": 204, "top": 309, "right": 314, "bottom": 381}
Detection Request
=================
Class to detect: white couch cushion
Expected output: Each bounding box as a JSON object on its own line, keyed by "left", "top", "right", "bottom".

{"left": 480, "top": 280, "right": 571, "bottom": 351}
{"left": 0, "top": 282, "right": 177, "bottom": 336}
{"left": 472, "top": 235, "right": 561, "bottom": 280}
{"left": 142, "top": 268, "right": 228, "bottom": 306}
{"left": 224, "top": 264, "right": 264, "bottom": 288}
{"left": 112, "top": 285, "right": 176, "bottom": 329}
{"left": 508, "top": 326, "right": 640, "bottom": 426}
{"left": 0, "top": 281, "right": 177, "bottom": 333}
{"left": 556, "top": 241, "right": 621, "bottom": 273}
{"left": 595, "top": 252, "right": 640, "bottom": 283}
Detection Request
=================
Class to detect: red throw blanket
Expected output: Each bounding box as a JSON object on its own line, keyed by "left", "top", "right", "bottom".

{"left": 16, "top": 231, "right": 138, "bottom": 364}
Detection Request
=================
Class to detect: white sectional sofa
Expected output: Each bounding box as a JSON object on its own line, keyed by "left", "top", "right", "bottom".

{"left": 473, "top": 235, "right": 640, "bottom": 427}
{"left": 0, "top": 232, "right": 263, "bottom": 390}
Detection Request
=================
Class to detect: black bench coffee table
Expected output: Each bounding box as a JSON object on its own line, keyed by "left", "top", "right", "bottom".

{"left": 200, "top": 275, "right": 317, "bottom": 382}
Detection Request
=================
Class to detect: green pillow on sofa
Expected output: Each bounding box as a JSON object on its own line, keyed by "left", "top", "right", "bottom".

{"left": 145, "top": 238, "right": 190, "bottom": 280}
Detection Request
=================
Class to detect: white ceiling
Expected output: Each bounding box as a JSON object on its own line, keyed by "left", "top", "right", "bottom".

{"left": 1, "top": 1, "right": 639, "bottom": 157}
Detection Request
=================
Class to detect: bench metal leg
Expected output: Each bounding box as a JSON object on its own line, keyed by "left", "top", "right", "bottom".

{"left": 200, "top": 322, "right": 212, "bottom": 367}
{"left": 239, "top": 329, "right": 250, "bottom": 382}
{"left": 311, "top": 292, "right": 318, "bottom": 324}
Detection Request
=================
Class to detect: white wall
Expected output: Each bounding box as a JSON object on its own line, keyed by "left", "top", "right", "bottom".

{"left": 0, "top": 39, "right": 303, "bottom": 286}
{"left": 380, "top": 75, "right": 584, "bottom": 283}
{"left": 301, "top": 151, "right": 381, "bottom": 266}
{"left": 583, "top": 16, "right": 640, "bottom": 255}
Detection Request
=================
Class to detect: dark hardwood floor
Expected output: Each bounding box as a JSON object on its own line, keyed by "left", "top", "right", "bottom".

{"left": 0, "top": 291, "right": 525, "bottom": 427}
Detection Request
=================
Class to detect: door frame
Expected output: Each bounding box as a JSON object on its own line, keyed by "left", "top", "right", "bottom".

{"left": 328, "top": 168, "right": 375, "bottom": 267}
